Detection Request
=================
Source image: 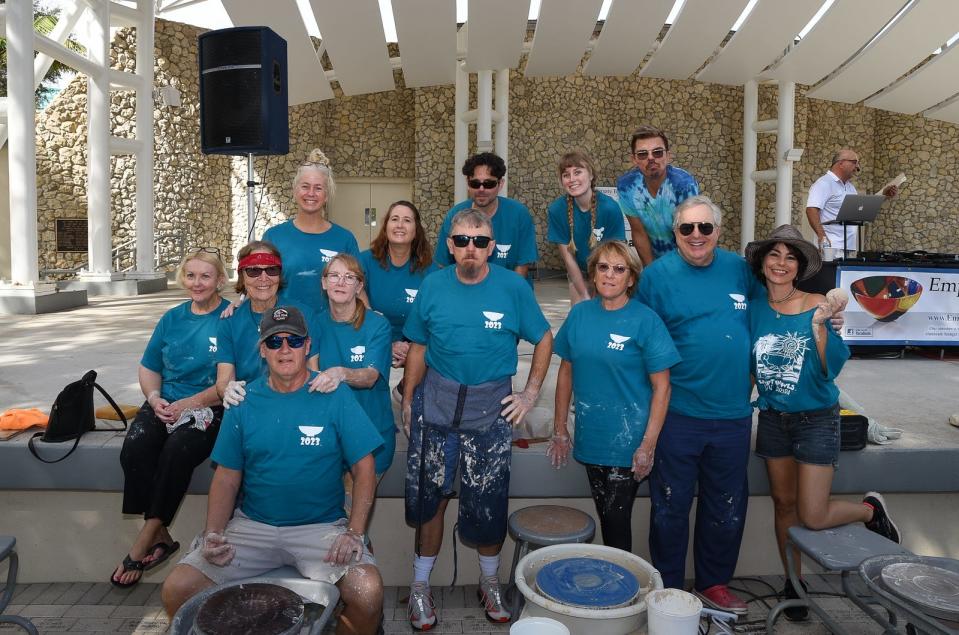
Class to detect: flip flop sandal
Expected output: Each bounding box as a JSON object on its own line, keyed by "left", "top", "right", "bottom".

{"left": 110, "top": 554, "right": 144, "bottom": 588}
{"left": 142, "top": 541, "right": 180, "bottom": 571}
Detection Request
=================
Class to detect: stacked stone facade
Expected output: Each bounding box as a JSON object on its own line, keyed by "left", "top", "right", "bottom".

{"left": 32, "top": 18, "right": 959, "bottom": 274}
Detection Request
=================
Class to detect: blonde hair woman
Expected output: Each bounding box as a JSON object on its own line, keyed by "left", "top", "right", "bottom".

{"left": 546, "top": 149, "right": 625, "bottom": 305}
{"left": 262, "top": 149, "right": 360, "bottom": 311}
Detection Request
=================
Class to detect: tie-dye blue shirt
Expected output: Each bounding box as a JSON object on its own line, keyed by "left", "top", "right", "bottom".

{"left": 616, "top": 165, "right": 699, "bottom": 259}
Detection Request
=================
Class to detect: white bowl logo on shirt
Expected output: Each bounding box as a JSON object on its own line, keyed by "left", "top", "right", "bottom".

{"left": 754, "top": 332, "right": 809, "bottom": 395}
{"left": 319, "top": 249, "right": 339, "bottom": 263}
{"left": 298, "top": 425, "right": 324, "bottom": 446}
{"left": 607, "top": 333, "right": 630, "bottom": 351}
{"left": 593, "top": 227, "right": 605, "bottom": 242}
{"left": 405, "top": 288, "right": 418, "bottom": 304}
{"left": 208, "top": 337, "right": 218, "bottom": 353}
{"left": 728, "top": 293, "right": 747, "bottom": 311}
{"left": 495, "top": 244, "right": 511, "bottom": 259}
{"left": 483, "top": 311, "right": 504, "bottom": 330}
{"left": 350, "top": 345, "right": 366, "bottom": 362}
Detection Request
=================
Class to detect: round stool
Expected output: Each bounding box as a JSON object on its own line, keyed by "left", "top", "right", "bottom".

{"left": 506, "top": 505, "right": 596, "bottom": 620}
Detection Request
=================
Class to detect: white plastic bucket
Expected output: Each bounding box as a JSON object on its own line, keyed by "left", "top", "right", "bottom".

{"left": 646, "top": 589, "right": 702, "bottom": 635}
{"left": 510, "top": 616, "right": 570, "bottom": 635}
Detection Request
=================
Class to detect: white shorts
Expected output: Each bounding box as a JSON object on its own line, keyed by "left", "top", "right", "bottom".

{"left": 179, "top": 510, "right": 375, "bottom": 586}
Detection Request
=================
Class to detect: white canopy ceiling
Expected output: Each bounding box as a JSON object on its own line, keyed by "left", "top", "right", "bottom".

{"left": 152, "top": 0, "right": 959, "bottom": 125}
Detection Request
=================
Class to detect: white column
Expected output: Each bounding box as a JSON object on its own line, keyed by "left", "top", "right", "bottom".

{"left": 133, "top": 0, "right": 156, "bottom": 275}
{"left": 476, "top": 70, "right": 493, "bottom": 153}
{"left": 741, "top": 80, "right": 758, "bottom": 252}
{"left": 83, "top": 0, "right": 117, "bottom": 279}
{"left": 494, "top": 68, "right": 509, "bottom": 197}
{"left": 775, "top": 81, "right": 796, "bottom": 228}
{"left": 454, "top": 61, "right": 469, "bottom": 203}
{"left": 6, "top": 0, "right": 41, "bottom": 285}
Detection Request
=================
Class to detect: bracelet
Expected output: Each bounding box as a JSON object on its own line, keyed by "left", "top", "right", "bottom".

{"left": 345, "top": 527, "right": 365, "bottom": 541}
{"left": 551, "top": 433, "right": 570, "bottom": 441}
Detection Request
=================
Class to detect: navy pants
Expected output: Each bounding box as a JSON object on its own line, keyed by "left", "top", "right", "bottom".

{"left": 648, "top": 411, "right": 751, "bottom": 590}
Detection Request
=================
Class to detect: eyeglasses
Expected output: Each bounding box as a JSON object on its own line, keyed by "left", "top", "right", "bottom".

{"left": 325, "top": 272, "right": 360, "bottom": 285}
{"left": 631, "top": 148, "right": 666, "bottom": 160}
{"left": 467, "top": 178, "right": 500, "bottom": 190}
{"left": 187, "top": 246, "right": 221, "bottom": 257}
{"left": 596, "top": 263, "right": 629, "bottom": 275}
{"left": 677, "top": 222, "right": 715, "bottom": 236}
{"left": 264, "top": 334, "right": 307, "bottom": 350}
{"left": 839, "top": 158, "right": 860, "bottom": 165}
{"left": 450, "top": 234, "right": 492, "bottom": 248}
{"left": 243, "top": 265, "right": 281, "bottom": 278}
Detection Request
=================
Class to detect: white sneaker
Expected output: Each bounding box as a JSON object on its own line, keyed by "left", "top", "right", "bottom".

{"left": 477, "top": 575, "right": 511, "bottom": 622}
{"left": 408, "top": 582, "right": 437, "bottom": 631}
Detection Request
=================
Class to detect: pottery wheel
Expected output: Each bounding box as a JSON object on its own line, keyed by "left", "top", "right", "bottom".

{"left": 194, "top": 582, "right": 305, "bottom": 635}
{"left": 880, "top": 562, "right": 959, "bottom": 621}
{"left": 536, "top": 557, "right": 640, "bottom": 609}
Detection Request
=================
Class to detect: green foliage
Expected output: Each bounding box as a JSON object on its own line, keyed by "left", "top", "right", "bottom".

{"left": 0, "top": 1, "right": 86, "bottom": 109}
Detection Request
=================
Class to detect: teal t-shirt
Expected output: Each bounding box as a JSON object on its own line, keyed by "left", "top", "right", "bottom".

{"left": 404, "top": 266, "right": 550, "bottom": 385}
{"left": 262, "top": 219, "right": 360, "bottom": 312}
{"left": 140, "top": 298, "right": 230, "bottom": 402}
{"left": 212, "top": 374, "right": 382, "bottom": 527}
{"left": 315, "top": 309, "right": 395, "bottom": 472}
{"left": 637, "top": 249, "right": 762, "bottom": 420}
{"left": 434, "top": 197, "right": 538, "bottom": 270}
{"left": 616, "top": 165, "right": 699, "bottom": 259}
{"left": 215, "top": 301, "right": 321, "bottom": 383}
{"left": 546, "top": 191, "right": 626, "bottom": 272}
{"left": 751, "top": 301, "right": 849, "bottom": 413}
{"left": 554, "top": 298, "right": 680, "bottom": 467}
{"left": 357, "top": 250, "right": 440, "bottom": 342}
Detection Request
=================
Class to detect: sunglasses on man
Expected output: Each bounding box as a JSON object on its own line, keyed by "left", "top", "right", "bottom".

{"left": 677, "top": 222, "right": 715, "bottom": 236}
{"left": 632, "top": 148, "right": 666, "bottom": 160}
{"left": 467, "top": 179, "right": 500, "bottom": 190}
{"left": 450, "top": 234, "right": 492, "bottom": 248}
{"left": 263, "top": 334, "right": 307, "bottom": 350}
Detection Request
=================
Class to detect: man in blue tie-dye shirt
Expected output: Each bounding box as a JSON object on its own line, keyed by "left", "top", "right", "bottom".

{"left": 617, "top": 125, "right": 700, "bottom": 265}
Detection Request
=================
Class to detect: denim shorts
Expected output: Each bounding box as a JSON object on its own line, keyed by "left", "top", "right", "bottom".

{"left": 755, "top": 404, "right": 841, "bottom": 467}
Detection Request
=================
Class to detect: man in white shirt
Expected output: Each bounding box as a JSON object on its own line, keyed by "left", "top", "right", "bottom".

{"left": 806, "top": 148, "right": 897, "bottom": 253}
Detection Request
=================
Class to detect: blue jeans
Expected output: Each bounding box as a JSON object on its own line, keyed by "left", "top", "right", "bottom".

{"left": 649, "top": 411, "right": 751, "bottom": 590}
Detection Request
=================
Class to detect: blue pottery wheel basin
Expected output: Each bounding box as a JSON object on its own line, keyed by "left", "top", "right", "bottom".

{"left": 535, "top": 557, "right": 640, "bottom": 609}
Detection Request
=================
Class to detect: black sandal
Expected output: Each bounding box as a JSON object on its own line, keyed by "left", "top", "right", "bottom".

{"left": 110, "top": 554, "right": 144, "bottom": 588}
{"left": 142, "top": 540, "right": 180, "bottom": 571}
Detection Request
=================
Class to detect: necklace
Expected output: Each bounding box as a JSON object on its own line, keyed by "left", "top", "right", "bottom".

{"left": 769, "top": 286, "right": 799, "bottom": 319}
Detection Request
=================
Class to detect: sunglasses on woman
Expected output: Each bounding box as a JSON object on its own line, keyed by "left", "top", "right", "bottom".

{"left": 677, "top": 222, "right": 715, "bottom": 236}
{"left": 450, "top": 234, "right": 492, "bottom": 248}
{"left": 596, "top": 263, "right": 629, "bottom": 275}
{"left": 263, "top": 334, "right": 307, "bottom": 350}
{"left": 243, "top": 265, "right": 282, "bottom": 277}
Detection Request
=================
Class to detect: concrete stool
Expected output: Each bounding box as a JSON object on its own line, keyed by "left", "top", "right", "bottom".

{"left": 766, "top": 524, "right": 911, "bottom": 634}
{"left": 0, "top": 536, "right": 39, "bottom": 635}
{"left": 506, "top": 505, "right": 596, "bottom": 620}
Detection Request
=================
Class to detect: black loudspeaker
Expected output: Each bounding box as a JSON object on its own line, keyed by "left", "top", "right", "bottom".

{"left": 199, "top": 26, "right": 289, "bottom": 155}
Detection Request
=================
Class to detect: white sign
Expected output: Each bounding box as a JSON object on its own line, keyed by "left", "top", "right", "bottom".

{"left": 596, "top": 186, "right": 632, "bottom": 247}
{"left": 837, "top": 266, "right": 959, "bottom": 345}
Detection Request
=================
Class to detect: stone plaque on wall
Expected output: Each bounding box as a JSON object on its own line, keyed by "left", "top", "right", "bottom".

{"left": 55, "top": 218, "right": 87, "bottom": 252}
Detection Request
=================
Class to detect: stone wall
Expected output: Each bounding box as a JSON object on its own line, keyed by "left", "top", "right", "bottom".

{"left": 33, "top": 18, "right": 959, "bottom": 274}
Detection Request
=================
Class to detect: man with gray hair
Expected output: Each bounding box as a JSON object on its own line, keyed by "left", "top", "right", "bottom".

{"left": 401, "top": 208, "right": 553, "bottom": 629}
{"left": 636, "top": 195, "right": 760, "bottom": 614}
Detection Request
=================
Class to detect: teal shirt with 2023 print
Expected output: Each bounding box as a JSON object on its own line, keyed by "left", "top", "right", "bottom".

{"left": 140, "top": 298, "right": 231, "bottom": 402}
{"left": 403, "top": 265, "right": 550, "bottom": 386}
{"left": 546, "top": 191, "right": 626, "bottom": 272}
{"left": 554, "top": 297, "right": 680, "bottom": 467}
{"left": 637, "top": 249, "right": 763, "bottom": 420}
{"left": 212, "top": 373, "right": 382, "bottom": 527}
{"left": 262, "top": 219, "right": 359, "bottom": 312}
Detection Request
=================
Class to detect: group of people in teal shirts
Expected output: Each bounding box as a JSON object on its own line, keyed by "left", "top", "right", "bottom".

{"left": 113, "top": 139, "right": 900, "bottom": 630}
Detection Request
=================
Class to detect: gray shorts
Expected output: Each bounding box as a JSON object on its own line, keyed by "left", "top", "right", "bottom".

{"left": 179, "top": 510, "right": 375, "bottom": 586}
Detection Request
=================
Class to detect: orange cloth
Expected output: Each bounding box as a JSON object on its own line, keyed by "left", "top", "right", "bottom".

{"left": 0, "top": 408, "right": 49, "bottom": 430}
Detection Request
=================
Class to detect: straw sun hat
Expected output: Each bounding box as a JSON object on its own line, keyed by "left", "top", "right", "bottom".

{"left": 744, "top": 224, "right": 822, "bottom": 281}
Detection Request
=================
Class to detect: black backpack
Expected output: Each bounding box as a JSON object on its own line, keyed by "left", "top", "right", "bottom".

{"left": 29, "top": 370, "right": 128, "bottom": 463}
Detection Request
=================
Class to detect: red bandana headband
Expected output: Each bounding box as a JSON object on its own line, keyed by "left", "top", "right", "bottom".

{"left": 238, "top": 252, "right": 281, "bottom": 270}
